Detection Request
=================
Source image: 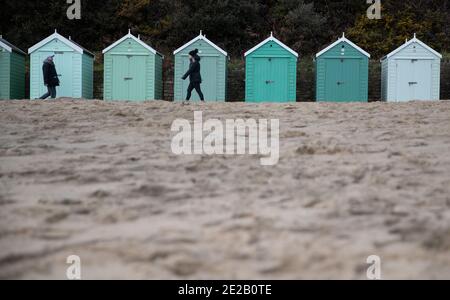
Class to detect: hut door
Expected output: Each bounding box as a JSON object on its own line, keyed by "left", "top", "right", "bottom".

{"left": 253, "top": 58, "right": 270, "bottom": 101}
{"left": 253, "top": 57, "right": 288, "bottom": 102}
{"left": 53, "top": 51, "right": 73, "bottom": 97}
{"left": 38, "top": 51, "right": 73, "bottom": 98}
{"left": 112, "top": 55, "right": 129, "bottom": 100}
{"left": 324, "top": 59, "right": 342, "bottom": 101}
{"left": 412, "top": 60, "right": 432, "bottom": 101}
{"left": 340, "top": 58, "right": 360, "bottom": 101}
{"left": 181, "top": 56, "right": 217, "bottom": 101}
{"left": 325, "top": 58, "right": 360, "bottom": 102}
{"left": 396, "top": 59, "right": 432, "bottom": 101}
{"left": 270, "top": 58, "right": 288, "bottom": 102}
{"left": 128, "top": 55, "right": 146, "bottom": 101}
{"left": 200, "top": 56, "right": 218, "bottom": 101}
{"left": 113, "top": 55, "right": 147, "bottom": 101}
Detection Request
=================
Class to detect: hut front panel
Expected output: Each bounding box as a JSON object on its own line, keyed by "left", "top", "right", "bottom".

{"left": 131, "top": 55, "right": 148, "bottom": 100}
{"left": 111, "top": 55, "right": 129, "bottom": 99}
{"left": 394, "top": 59, "right": 434, "bottom": 101}
{"left": 0, "top": 48, "right": 10, "bottom": 99}
{"left": 104, "top": 37, "right": 156, "bottom": 101}
{"left": 82, "top": 54, "right": 93, "bottom": 99}
{"left": 30, "top": 38, "right": 83, "bottom": 99}
{"left": 109, "top": 54, "right": 151, "bottom": 101}
{"left": 245, "top": 41, "right": 297, "bottom": 102}
{"left": 174, "top": 39, "right": 226, "bottom": 102}
{"left": 316, "top": 41, "right": 368, "bottom": 102}
{"left": 388, "top": 42, "right": 441, "bottom": 101}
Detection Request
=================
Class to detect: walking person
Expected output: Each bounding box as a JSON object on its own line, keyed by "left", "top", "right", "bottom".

{"left": 181, "top": 49, "right": 204, "bottom": 103}
{"left": 39, "top": 55, "right": 59, "bottom": 100}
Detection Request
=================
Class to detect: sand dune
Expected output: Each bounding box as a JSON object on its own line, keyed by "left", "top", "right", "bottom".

{"left": 1, "top": 99, "right": 450, "bottom": 279}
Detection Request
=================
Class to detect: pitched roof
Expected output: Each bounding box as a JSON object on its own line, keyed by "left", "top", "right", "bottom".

{"left": 28, "top": 31, "right": 94, "bottom": 56}
{"left": 173, "top": 32, "right": 227, "bottom": 56}
{"left": 244, "top": 33, "right": 298, "bottom": 58}
{"left": 316, "top": 33, "right": 370, "bottom": 58}
{"left": 0, "top": 36, "right": 26, "bottom": 55}
{"left": 383, "top": 34, "right": 442, "bottom": 60}
{"left": 102, "top": 31, "right": 163, "bottom": 57}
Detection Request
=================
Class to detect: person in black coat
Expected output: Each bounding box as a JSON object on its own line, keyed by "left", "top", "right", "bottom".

{"left": 39, "top": 55, "right": 59, "bottom": 99}
{"left": 182, "top": 49, "right": 205, "bottom": 102}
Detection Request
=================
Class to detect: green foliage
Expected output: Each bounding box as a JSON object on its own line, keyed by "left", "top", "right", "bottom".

{"left": 0, "top": 0, "right": 447, "bottom": 59}
{"left": 348, "top": 0, "right": 450, "bottom": 58}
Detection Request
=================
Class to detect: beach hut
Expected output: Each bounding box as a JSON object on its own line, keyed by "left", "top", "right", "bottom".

{"left": 245, "top": 33, "right": 298, "bottom": 103}
{"left": 173, "top": 31, "right": 227, "bottom": 102}
{"left": 103, "top": 30, "right": 164, "bottom": 101}
{"left": 0, "top": 36, "right": 26, "bottom": 100}
{"left": 316, "top": 33, "right": 370, "bottom": 102}
{"left": 381, "top": 34, "right": 442, "bottom": 102}
{"left": 28, "top": 30, "right": 94, "bottom": 99}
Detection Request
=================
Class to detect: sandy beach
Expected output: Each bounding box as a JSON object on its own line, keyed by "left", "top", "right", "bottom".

{"left": 1, "top": 99, "right": 450, "bottom": 279}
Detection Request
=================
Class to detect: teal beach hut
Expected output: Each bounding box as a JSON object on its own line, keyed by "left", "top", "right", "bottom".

{"left": 0, "top": 36, "right": 26, "bottom": 100}
{"left": 103, "top": 30, "right": 164, "bottom": 101}
{"left": 316, "top": 33, "right": 370, "bottom": 102}
{"left": 28, "top": 31, "right": 94, "bottom": 99}
{"left": 381, "top": 34, "right": 442, "bottom": 102}
{"left": 245, "top": 33, "right": 298, "bottom": 103}
{"left": 173, "top": 31, "right": 227, "bottom": 102}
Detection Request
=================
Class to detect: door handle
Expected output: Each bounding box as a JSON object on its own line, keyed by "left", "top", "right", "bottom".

{"left": 265, "top": 80, "right": 275, "bottom": 84}
{"left": 408, "top": 82, "right": 417, "bottom": 85}
{"left": 337, "top": 81, "right": 344, "bottom": 85}
{"left": 124, "top": 77, "right": 133, "bottom": 80}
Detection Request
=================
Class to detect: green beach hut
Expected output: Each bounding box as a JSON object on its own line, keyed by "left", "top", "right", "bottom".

{"left": 103, "top": 30, "right": 164, "bottom": 101}
{"left": 28, "top": 30, "right": 94, "bottom": 99}
{"left": 0, "top": 36, "right": 26, "bottom": 100}
{"left": 173, "top": 31, "right": 227, "bottom": 102}
{"left": 245, "top": 33, "right": 298, "bottom": 103}
{"left": 316, "top": 33, "right": 370, "bottom": 102}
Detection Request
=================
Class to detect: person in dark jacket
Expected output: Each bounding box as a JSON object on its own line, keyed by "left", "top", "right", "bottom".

{"left": 39, "top": 55, "right": 59, "bottom": 99}
{"left": 182, "top": 49, "right": 205, "bottom": 102}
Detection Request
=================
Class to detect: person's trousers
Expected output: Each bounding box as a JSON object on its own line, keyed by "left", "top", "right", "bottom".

{"left": 40, "top": 86, "right": 57, "bottom": 99}
{"left": 186, "top": 82, "right": 204, "bottom": 101}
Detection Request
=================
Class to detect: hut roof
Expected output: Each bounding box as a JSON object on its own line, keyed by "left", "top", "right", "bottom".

{"left": 244, "top": 33, "right": 298, "bottom": 58}
{"left": 316, "top": 33, "right": 370, "bottom": 58}
{"left": 0, "top": 36, "right": 26, "bottom": 55}
{"left": 28, "top": 31, "right": 94, "bottom": 57}
{"left": 173, "top": 31, "right": 227, "bottom": 56}
{"left": 382, "top": 34, "right": 442, "bottom": 61}
{"left": 102, "top": 30, "right": 163, "bottom": 57}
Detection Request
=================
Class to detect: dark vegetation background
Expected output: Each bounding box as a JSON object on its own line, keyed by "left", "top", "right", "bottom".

{"left": 1, "top": 0, "right": 449, "bottom": 100}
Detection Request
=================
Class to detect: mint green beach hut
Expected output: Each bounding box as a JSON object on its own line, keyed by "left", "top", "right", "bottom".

{"left": 28, "top": 31, "right": 94, "bottom": 99}
{"left": 316, "top": 33, "right": 370, "bottom": 102}
{"left": 245, "top": 33, "right": 298, "bottom": 103}
{"left": 0, "top": 36, "right": 26, "bottom": 100}
{"left": 173, "top": 31, "right": 228, "bottom": 102}
{"left": 103, "top": 31, "right": 164, "bottom": 101}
